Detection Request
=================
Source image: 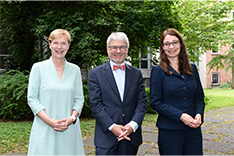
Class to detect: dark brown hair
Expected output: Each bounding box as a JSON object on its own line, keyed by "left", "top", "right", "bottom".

{"left": 159, "top": 28, "right": 192, "bottom": 75}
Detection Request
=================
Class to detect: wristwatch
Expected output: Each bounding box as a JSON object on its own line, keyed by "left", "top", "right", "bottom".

{"left": 70, "top": 115, "right": 77, "bottom": 124}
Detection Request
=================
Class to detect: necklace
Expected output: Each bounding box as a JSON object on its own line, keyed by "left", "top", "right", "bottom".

{"left": 55, "top": 63, "right": 65, "bottom": 71}
{"left": 56, "top": 66, "right": 64, "bottom": 71}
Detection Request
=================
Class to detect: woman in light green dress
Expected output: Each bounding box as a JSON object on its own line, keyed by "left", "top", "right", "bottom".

{"left": 27, "top": 29, "right": 85, "bottom": 155}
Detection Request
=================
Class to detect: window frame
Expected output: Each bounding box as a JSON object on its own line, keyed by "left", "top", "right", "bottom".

{"left": 211, "top": 72, "right": 220, "bottom": 85}
{"left": 138, "top": 47, "right": 152, "bottom": 69}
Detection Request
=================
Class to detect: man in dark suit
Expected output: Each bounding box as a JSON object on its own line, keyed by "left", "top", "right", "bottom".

{"left": 89, "top": 32, "right": 147, "bottom": 155}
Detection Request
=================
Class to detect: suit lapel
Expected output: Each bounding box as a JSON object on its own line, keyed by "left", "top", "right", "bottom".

{"left": 103, "top": 62, "right": 122, "bottom": 100}
{"left": 123, "top": 64, "right": 133, "bottom": 102}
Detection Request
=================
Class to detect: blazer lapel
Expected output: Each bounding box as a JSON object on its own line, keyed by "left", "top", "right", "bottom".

{"left": 169, "top": 66, "right": 191, "bottom": 81}
{"left": 169, "top": 66, "right": 180, "bottom": 77}
{"left": 103, "top": 62, "right": 122, "bottom": 100}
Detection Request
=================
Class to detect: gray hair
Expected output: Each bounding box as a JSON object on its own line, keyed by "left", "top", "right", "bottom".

{"left": 106, "top": 32, "right": 130, "bottom": 48}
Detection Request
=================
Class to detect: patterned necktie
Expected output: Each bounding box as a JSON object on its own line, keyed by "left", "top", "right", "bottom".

{"left": 113, "top": 65, "right": 125, "bottom": 70}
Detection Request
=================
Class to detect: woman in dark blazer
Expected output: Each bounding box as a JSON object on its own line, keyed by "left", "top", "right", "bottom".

{"left": 150, "top": 28, "right": 205, "bottom": 155}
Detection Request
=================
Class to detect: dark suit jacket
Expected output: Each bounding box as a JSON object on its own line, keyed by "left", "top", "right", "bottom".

{"left": 89, "top": 62, "right": 147, "bottom": 148}
{"left": 150, "top": 64, "right": 205, "bottom": 129}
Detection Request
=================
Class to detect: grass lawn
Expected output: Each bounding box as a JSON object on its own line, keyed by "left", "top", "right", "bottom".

{"left": 0, "top": 88, "right": 234, "bottom": 155}
{"left": 204, "top": 88, "right": 234, "bottom": 112}
{"left": 0, "top": 121, "right": 31, "bottom": 154}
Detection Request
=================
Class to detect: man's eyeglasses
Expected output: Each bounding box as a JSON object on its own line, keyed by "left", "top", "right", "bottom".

{"left": 108, "top": 46, "right": 127, "bottom": 52}
{"left": 163, "top": 40, "right": 180, "bottom": 49}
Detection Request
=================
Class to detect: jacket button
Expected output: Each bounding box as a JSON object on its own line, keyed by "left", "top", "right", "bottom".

{"left": 183, "top": 87, "right": 186, "bottom": 89}
{"left": 184, "top": 98, "right": 186, "bottom": 100}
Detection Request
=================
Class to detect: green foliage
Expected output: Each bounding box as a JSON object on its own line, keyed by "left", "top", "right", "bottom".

{"left": 204, "top": 96, "right": 211, "bottom": 105}
{"left": 174, "top": 1, "right": 234, "bottom": 62}
{"left": 145, "top": 88, "right": 157, "bottom": 114}
{"left": 0, "top": 2, "right": 40, "bottom": 71}
{"left": 207, "top": 48, "right": 234, "bottom": 89}
{"left": 81, "top": 80, "right": 93, "bottom": 118}
{"left": 219, "top": 82, "right": 232, "bottom": 89}
{"left": 175, "top": 1, "right": 234, "bottom": 89}
{"left": 0, "top": 1, "right": 181, "bottom": 71}
{"left": 0, "top": 70, "right": 32, "bottom": 119}
{"left": 0, "top": 69, "right": 153, "bottom": 119}
{"left": 0, "top": 70, "right": 93, "bottom": 119}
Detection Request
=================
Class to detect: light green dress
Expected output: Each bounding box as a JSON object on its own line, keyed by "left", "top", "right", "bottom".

{"left": 27, "top": 57, "right": 85, "bottom": 155}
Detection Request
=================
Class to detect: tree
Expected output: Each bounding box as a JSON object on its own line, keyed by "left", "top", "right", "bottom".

{"left": 0, "top": 1, "right": 43, "bottom": 71}
{"left": 174, "top": 1, "right": 234, "bottom": 88}
{"left": 207, "top": 39, "right": 234, "bottom": 89}
{"left": 0, "top": 1, "right": 181, "bottom": 71}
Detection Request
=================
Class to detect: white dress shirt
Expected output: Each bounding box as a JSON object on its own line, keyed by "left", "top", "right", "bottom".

{"left": 108, "top": 60, "right": 138, "bottom": 132}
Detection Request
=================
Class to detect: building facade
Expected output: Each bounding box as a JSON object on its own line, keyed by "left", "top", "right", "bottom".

{"left": 198, "top": 10, "right": 233, "bottom": 89}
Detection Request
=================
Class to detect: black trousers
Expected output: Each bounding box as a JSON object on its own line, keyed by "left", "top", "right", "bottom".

{"left": 96, "top": 139, "right": 139, "bottom": 155}
{"left": 158, "top": 127, "right": 203, "bottom": 155}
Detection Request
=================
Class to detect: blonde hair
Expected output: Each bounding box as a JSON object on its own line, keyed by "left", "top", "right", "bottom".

{"left": 48, "top": 29, "right": 71, "bottom": 45}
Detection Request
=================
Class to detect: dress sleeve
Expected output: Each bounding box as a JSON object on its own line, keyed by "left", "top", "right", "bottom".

{"left": 72, "top": 67, "right": 84, "bottom": 117}
{"left": 27, "top": 63, "right": 45, "bottom": 115}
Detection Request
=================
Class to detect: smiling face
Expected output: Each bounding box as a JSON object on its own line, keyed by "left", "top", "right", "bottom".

{"left": 163, "top": 35, "right": 181, "bottom": 59}
{"left": 107, "top": 39, "right": 128, "bottom": 65}
{"left": 49, "top": 35, "right": 70, "bottom": 60}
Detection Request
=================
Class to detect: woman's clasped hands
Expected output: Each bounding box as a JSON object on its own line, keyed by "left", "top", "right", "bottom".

{"left": 52, "top": 117, "right": 74, "bottom": 132}
{"left": 180, "top": 113, "right": 202, "bottom": 129}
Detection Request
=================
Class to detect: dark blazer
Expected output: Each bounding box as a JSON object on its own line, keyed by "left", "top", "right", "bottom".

{"left": 150, "top": 64, "right": 205, "bottom": 129}
{"left": 89, "top": 62, "right": 147, "bottom": 148}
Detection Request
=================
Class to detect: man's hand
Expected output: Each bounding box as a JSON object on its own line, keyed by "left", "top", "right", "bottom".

{"left": 111, "top": 125, "right": 125, "bottom": 137}
{"left": 117, "top": 125, "right": 133, "bottom": 141}
{"left": 111, "top": 124, "right": 131, "bottom": 141}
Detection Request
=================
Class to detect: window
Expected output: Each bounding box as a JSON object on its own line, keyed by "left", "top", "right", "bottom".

{"left": 138, "top": 47, "right": 152, "bottom": 69}
{"left": 211, "top": 73, "right": 220, "bottom": 85}
{"left": 211, "top": 42, "right": 220, "bottom": 54}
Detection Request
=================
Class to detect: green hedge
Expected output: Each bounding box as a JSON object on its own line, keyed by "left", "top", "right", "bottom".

{"left": 145, "top": 88, "right": 157, "bottom": 114}
{"left": 2, "top": 70, "right": 209, "bottom": 119}
{"left": 0, "top": 70, "right": 93, "bottom": 119}
{"left": 0, "top": 70, "right": 32, "bottom": 119}
{"left": 219, "top": 82, "right": 232, "bottom": 89}
{"left": 81, "top": 80, "right": 93, "bottom": 117}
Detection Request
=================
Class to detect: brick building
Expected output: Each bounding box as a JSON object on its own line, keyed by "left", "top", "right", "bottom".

{"left": 199, "top": 44, "right": 233, "bottom": 89}
{"left": 198, "top": 10, "right": 234, "bottom": 89}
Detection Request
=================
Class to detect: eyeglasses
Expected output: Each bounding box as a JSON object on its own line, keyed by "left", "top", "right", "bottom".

{"left": 163, "top": 40, "right": 180, "bottom": 49}
{"left": 108, "top": 46, "right": 127, "bottom": 52}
